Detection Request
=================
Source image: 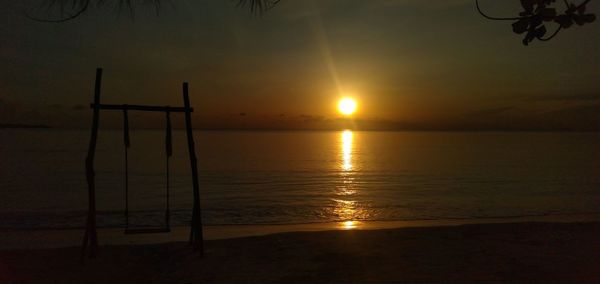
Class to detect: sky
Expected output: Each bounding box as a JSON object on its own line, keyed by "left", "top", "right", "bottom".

{"left": 1, "top": 0, "right": 599, "bottom": 130}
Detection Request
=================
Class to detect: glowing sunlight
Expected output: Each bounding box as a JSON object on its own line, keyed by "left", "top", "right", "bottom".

{"left": 341, "top": 220, "right": 359, "bottom": 230}
{"left": 338, "top": 97, "right": 357, "bottom": 116}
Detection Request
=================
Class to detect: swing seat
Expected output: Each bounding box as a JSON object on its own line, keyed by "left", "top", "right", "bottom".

{"left": 124, "top": 227, "right": 171, "bottom": 235}
{"left": 122, "top": 109, "right": 173, "bottom": 237}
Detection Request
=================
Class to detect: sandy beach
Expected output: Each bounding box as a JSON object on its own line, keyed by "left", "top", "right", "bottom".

{"left": 2, "top": 221, "right": 599, "bottom": 283}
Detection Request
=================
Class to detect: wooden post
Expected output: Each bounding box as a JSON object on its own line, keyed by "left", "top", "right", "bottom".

{"left": 81, "top": 68, "right": 102, "bottom": 262}
{"left": 123, "top": 109, "right": 130, "bottom": 229}
{"left": 183, "top": 82, "right": 204, "bottom": 254}
{"left": 165, "top": 111, "right": 172, "bottom": 229}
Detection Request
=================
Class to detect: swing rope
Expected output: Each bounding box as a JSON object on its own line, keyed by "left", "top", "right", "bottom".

{"left": 123, "top": 108, "right": 172, "bottom": 234}
{"left": 123, "top": 109, "right": 130, "bottom": 229}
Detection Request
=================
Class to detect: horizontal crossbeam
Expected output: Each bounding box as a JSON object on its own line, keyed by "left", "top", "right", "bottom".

{"left": 124, "top": 227, "right": 171, "bottom": 235}
{"left": 90, "top": 104, "right": 193, "bottom": 113}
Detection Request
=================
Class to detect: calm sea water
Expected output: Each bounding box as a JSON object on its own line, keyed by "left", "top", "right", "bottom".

{"left": 1, "top": 129, "right": 599, "bottom": 229}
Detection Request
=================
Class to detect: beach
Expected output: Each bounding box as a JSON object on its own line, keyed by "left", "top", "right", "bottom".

{"left": 3, "top": 0, "right": 600, "bottom": 282}
{"left": 2, "top": 220, "right": 600, "bottom": 283}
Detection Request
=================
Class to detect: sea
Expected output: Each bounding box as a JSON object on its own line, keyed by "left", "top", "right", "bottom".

{"left": 1, "top": 129, "right": 599, "bottom": 229}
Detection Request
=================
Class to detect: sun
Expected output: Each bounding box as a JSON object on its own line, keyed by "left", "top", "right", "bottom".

{"left": 338, "top": 97, "right": 357, "bottom": 116}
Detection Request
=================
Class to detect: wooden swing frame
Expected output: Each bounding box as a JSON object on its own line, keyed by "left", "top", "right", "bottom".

{"left": 81, "top": 68, "right": 204, "bottom": 261}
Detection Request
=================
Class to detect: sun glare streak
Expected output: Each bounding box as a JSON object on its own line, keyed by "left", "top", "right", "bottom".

{"left": 308, "top": 5, "right": 344, "bottom": 95}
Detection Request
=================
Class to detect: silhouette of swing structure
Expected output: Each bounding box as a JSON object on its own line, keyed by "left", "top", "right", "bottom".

{"left": 81, "top": 68, "right": 204, "bottom": 261}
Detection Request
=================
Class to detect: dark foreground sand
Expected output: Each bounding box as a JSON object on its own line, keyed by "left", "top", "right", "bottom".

{"left": 1, "top": 222, "right": 599, "bottom": 283}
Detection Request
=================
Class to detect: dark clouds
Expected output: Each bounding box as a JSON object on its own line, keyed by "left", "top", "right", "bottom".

{"left": 526, "top": 93, "right": 600, "bottom": 102}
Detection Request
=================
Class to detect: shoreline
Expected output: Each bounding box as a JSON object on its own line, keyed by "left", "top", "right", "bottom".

{"left": 2, "top": 213, "right": 600, "bottom": 250}
{"left": 2, "top": 221, "right": 599, "bottom": 283}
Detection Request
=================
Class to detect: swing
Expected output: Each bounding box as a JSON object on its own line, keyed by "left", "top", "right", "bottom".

{"left": 81, "top": 71, "right": 204, "bottom": 260}
{"left": 122, "top": 109, "right": 172, "bottom": 235}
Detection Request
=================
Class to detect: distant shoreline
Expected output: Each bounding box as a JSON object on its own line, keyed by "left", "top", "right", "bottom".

{"left": 0, "top": 124, "right": 51, "bottom": 129}
{"left": 3, "top": 126, "right": 600, "bottom": 132}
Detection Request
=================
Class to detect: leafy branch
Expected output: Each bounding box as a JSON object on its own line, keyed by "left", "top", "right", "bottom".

{"left": 476, "top": 0, "right": 596, "bottom": 45}
{"left": 27, "top": 0, "right": 597, "bottom": 46}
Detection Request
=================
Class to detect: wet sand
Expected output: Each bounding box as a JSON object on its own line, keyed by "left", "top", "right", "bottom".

{"left": 1, "top": 221, "right": 599, "bottom": 283}
{"left": 2, "top": 213, "right": 600, "bottom": 250}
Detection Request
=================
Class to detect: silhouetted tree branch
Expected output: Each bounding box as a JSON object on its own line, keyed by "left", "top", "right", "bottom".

{"left": 477, "top": 0, "right": 596, "bottom": 45}
{"left": 26, "top": 0, "right": 596, "bottom": 46}
{"left": 26, "top": 0, "right": 281, "bottom": 22}
{"left": 26, "top": 0, "right": 92, "bottom": 23}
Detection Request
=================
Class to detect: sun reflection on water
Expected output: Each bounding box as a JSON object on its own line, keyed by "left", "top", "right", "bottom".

{"left": 342, "top": 130, "right": 353, "bottom": 171}
{"left": 334, "top": 130, "right": 364, "bottom": 230}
